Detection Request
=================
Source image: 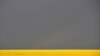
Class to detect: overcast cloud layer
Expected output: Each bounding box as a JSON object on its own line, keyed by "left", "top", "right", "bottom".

{"left": 0, "top": 0, "right": 99, "bottom": 49}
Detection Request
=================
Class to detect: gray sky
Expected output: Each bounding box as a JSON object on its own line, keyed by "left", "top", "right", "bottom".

{"left": 0, "top": 0, "right": 99, "bottom": 49}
